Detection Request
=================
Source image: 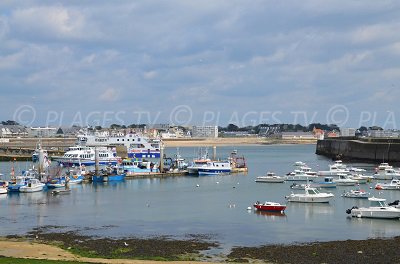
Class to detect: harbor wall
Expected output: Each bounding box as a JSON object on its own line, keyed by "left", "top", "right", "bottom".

{"left": 316, "top": 138, "right": 400, "bottom": 162}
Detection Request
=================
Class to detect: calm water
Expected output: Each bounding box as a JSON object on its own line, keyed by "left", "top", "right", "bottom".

{"left": 1, "top": 144, "right": 400, "bottom": 251}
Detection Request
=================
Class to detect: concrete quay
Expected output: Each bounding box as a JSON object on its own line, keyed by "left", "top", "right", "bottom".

{"left": 316, "top": 137, "right": 400, "bottom": 162}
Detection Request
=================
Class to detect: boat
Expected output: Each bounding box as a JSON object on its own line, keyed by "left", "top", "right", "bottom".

{"left": 373, "top": 168, "right": 400, "bottom": 180}
{"left": 318, "top": 167, "right": 350, "bottom": 176}
{"left": 299, "top": 166, "right": 317, "bottom": 176}
{"left": 346, "top": 197, "right": 400, "bottom": 219}
{"left": 197, "top": 161, "right": 231, "bottom": 175}
{"left": 46, "top": 177, "right": 66, "bottom": 188}
{"left": 19, "top": 178, "right": 45, "bottom": 193}
{"left": 290, "top": 183, "right": 309, "bottom": 190}
{"left": 329, "top": 160, "right": 347, "bottom": 170}
{"left": 91, "top": 166, "right": 126, "bottom": 182}
{"left": 375, "top": 179, "right": 400, "bottom": 190}
{"left": 122, "top": 159, "right": 158, "bottom": 174}
{"left": 253, "top": 201, "right": 286, "bottom": 212}
{"left": 0, "top": 176, "right": 7, "bottom": 194}
{"left": 51, "top": 189, "right": 71, "bottom": 195}
{"left": 255, "top": 172, "right": 285, "bottom": 183}
{"left": 294, "top": 161, "right": 306, "bottom": 167}
{"left": 77, "top": 131, "right": 161, "bottom": 158}
{"left": 52, "top": 145, "right": 119, "bottom": 167}
{"left": 187, "top": 148, "right": 211, "bottom": 174}
{"left": 285, "top": 186, "right": 334, "bottom": 203}
{"left": 285, "top": 170, "right": 318, "bottom": 181}
{"left": 311, "top": 177, "right": 336, "bottom": 188}
{"left": 348, "top": 167, "right": 366, "bottom": 173}
{"left": 341, "top": 189, "right": 369, "bottom": 199}
{"left": 349, "top": 174, "right": 368, "bottom": 184}
{"left": 333, "top": 174, "right": 358, "bottom": 186}
{"left": 7, "top": 170, "right": 38, "bottom": 192}
{"left": 377, "top": 162, "right": 393, "bottom": 171}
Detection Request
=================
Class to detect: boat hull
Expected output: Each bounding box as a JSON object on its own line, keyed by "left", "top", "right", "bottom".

{"left": 254, "top": 204, "right": 286, "bottom": 212}
{"left": 197, "top": 169, "right": 231, "bottom": 175}
{"left": 351, "top": 208, "right": 400, "bottom": 219}
{"left": 286, "top": 194, "right": 334, "bottom": 203}
{"left": 19, "top": 185, "right": 45, "bottom": 193}
{"left": 255, "top": 177, "right": 285, "bottom": 183}
{"left": 92, "top": 174, "right": 125, "bottom": 182}
{"left": 285, "top": 176, "right": 317, "bottom": 181}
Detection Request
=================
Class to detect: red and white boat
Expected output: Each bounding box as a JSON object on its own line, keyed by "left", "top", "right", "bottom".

{"left": 253, "top": 201, "right": 286, "bottom": 212}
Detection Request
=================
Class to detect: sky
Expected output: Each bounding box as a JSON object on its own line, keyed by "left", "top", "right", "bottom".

{"left": 1, "top": 0, "right": 400, "bottom": 129}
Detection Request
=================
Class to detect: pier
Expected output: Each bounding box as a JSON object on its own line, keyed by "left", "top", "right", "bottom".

{"left": 316, "top": 137, "right": 400, "bottom": 162}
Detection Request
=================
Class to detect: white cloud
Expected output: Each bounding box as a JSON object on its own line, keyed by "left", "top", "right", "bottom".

{"left": 99, "top": 88, "right": 120, "bottom": 102}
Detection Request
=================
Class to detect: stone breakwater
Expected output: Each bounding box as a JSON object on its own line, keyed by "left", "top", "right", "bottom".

{"left": 316, "top": 137, "right": 400, "bottom": 162}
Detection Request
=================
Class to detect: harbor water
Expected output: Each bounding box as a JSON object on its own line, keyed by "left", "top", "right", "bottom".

{"left": 1, "top": 144, "right": 400, "bottom": 251}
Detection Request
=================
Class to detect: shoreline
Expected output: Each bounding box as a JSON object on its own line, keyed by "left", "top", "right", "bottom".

{"left": 1, "top": 235, "right": 400, "bottom": 263}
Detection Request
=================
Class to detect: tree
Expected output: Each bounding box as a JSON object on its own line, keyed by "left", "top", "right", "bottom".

{"left": 226, "top": 124, "right": 239, "bottom": 131}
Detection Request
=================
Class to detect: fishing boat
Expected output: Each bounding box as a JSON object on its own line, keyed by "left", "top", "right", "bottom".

{"left": 346, "top": 197, "right": 400, "bottom": 219}
{"left": 19, "top": 178, "right": 45, "bottom": 193}
{"left": 7, "top": 169, "right": 38, "bottom": 192}
{"left": 255, "top": 172, "right": 285, "bottom": 183}
{"left": 77, "top": 131, "right": 161, "bottom": 158}
{"left": 285, "top": 186, "right": 334, "bottom": 203}
{"left": 333, "top": 174, "right": 358, "bottom": 186}
{"left": 187, "top": 148, "right": 211, "bottom": 174}
{"left": 375, "top": 179, "right": 400, "bottom": 190}
{"left": 253, "top": 201, "right": 286, "bottom": 212}
{"left": 341, "top": 189, "right": 369, "bottom": 199}
{"left": 122, "top": 159, "right": 157, "bottom": 174}
{"left": 91, "top": 166, "right": 126, "bottom": 182}
{"left": 52, "top": 145, "right": 119, "bottom": 167}
{"left": 311, "top": 177, "right": 336, "bottom": 188}
{"left": 197, "top": 161, "right": 231, "bottom": 175}
{"left": 46, "top": 177, "right": 66, "bottom": 188}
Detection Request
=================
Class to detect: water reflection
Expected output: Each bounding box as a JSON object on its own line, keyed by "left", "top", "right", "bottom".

{"left": 254, "top": 210, "right": 287, "bottom": 220}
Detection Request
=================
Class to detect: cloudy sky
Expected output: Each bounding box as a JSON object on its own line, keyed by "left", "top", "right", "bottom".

{"left": 1, "top": 1, "right": 400, "bottom": 128}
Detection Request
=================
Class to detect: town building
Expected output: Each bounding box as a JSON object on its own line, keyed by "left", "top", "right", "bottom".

{"left": 191, "top": 126, "right": 218, "bottom": 138}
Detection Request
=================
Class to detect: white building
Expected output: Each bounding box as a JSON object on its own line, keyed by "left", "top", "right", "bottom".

{"left": 28, "top": 127, "right": 57, "bottom": 137}
{"left": 280, "top": 132, "right": 315, "bottom": 140}
{"left": 191, "top": 126, "right": 218, "bottom": 138}
{"left": 340, "top": 128, "right": 356, "bottom": 137}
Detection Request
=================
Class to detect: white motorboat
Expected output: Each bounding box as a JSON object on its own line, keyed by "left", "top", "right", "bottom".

{"left": 341, "top": 189, "right": 369, "bottom": 199}
{"left": 346, "top": 197, "right": 400, "bottom": 219}
{"left": 294, "top": 161, "right": 306, "bottom": 167}
{"left": 375, "top": 179, "right": 400, "bottom": 190}
{"left": 373, "top": 168, "right": 400, "bottom": 180}
{"left": 290, "top": 183, "right": 309, "bottom": 190}
{"left": 333, "top": 174, "right": 358, "bottom": 186}
{"left": 255, "top": 172, "right": 285, "bottom": 183}
{"left": 285, "top": 186, "right": 334, "bottom": 203}
{"left": 285, "top": 170, "right": 318, "bottom": 181}
{"left": 348, "top": 167, "right": 366, "bottom": 173}
{"left": 19, "top": 179, "right": 45, "bottom": 193}
{"left": 318, "top": 168, "right": 350, "bottom": 176}
{"left": 299, "top": 166, "right": 317, "bottom": 176}
{"left": 377, "top": 162, "right": 393, "bottom": 171}
{"left": 349, "top": 174, "right": 368, "bottom": 184}
{"left": 329, "top": 160, "right": 347, "bottom": 170}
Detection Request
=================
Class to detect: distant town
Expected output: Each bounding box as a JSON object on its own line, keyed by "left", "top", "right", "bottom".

{"left": 0, "top": 120, "right": 397, "bottom": 141}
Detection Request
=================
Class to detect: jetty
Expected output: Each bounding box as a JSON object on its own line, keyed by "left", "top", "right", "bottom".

{"left": 316, "top": 137, "right": 400, "bottom": 162}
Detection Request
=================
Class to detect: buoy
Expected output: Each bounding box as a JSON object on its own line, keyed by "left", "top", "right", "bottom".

{"left": 196, "top": 184, "right": 200, "bottom": 187}
{"left": 216, "top": 181, "right": 219, "bottom": 184}
{"left": 124, "top": 242, "right": 129, "bottom": 246}
{"left": 247, "top": 207, "right": 252, "bottom": 210}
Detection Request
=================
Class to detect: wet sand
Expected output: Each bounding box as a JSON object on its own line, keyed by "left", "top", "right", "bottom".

{"left": 2, "top": 228, "right": 400, "bottom": 263}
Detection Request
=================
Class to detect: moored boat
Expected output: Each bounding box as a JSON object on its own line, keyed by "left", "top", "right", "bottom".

{"left": 255, "top": 172, "right": 285, "bottom": 183}
{"left": 341, "top": 189, "right": 369, "bottom": 199}
{"left": 253, "top": 201, "right": 286, "bottom": 212}
{"left": 197, "top": 161, "right": 231, "bottom": 176}
{"left": 333, "top": 174, "right": 358, "bottom": 186}
{"left": 19, "top": 178, "right": 45, "bottom": 193}
{"left": 285, "top": 170, "right": 318, "bottom": 181}
{"left": 311, "top": 177, "right": 336, "bottom": 188}
{"left": 346, "top": 197, "right": 400, "bottom": 219}
{"left": 285, "top": 186, "right": 334, "bottom": 203}
{"left": 52, "top": 145, "right": 119, "bottom": 167}
{"left": 373, "top": 168, "right": 400, "bottom": 180}
{"left": 375, "top": 179, "right": 400, "bottom": 190}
